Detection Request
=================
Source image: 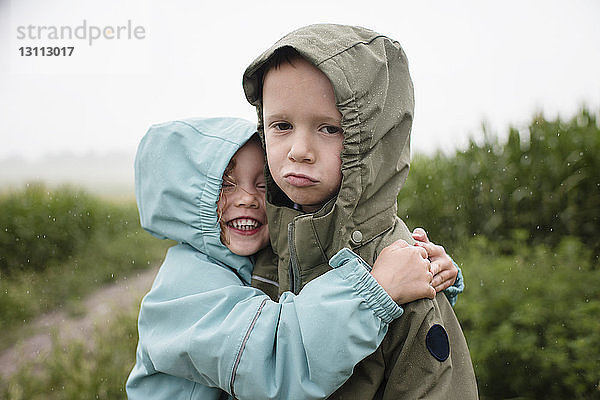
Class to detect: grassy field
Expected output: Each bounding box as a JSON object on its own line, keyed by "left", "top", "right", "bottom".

{"left": 2, "top": 309, "right": 139, "bottom": 400}
{"left": 0, "top": 184, "right": 171, "bottom": 349}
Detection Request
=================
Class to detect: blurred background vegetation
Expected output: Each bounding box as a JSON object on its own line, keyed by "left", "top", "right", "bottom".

{"left": 1, "top": 108, "right": 599, "bottom": 399}
{"left": 398, "top": 107, "right": 600, "bottom": 399}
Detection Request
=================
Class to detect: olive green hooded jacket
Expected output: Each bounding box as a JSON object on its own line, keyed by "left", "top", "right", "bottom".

{"left": 244, "top": 24, "right": 478, "bottom": 399}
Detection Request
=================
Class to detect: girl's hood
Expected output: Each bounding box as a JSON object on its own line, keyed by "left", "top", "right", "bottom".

{"left": 135, "top": 117, "right": 257, "bottom": 276}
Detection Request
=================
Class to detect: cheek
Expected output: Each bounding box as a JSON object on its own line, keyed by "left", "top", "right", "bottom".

{"left": 266, "top": 154, "right": 281, "bottom": 180}
{"left": 265, "top": 139, "right": 286, "bottom": 164}
{"left": 328, "top": 144, "right": 343, "bottom": 173}
{"left": 216, "top": 193, "right": 229, "bottom": 216}
{"left": 265, "top": 146, "right": 276, "bottom": 164}
{"left": 258, "top": 197, "right": 267, "bottom": 213}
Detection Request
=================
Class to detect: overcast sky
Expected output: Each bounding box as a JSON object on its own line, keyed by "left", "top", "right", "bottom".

{"left": 1, "top": 0, "right": 599, "bottom": 162}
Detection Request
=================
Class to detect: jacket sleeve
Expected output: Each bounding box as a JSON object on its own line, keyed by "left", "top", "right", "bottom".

{"left": 443, "top": 259, "right": 464, "bottom": 306}
{"left": 137, "top": 247, "right": 402, "bottom": 400}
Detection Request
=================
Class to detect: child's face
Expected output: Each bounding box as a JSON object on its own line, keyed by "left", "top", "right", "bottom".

{"left": 262, "top": 57, "right": 343, "bottom": 213}
{"left": 217, "top": 140, "right": 269, "bottom": 256}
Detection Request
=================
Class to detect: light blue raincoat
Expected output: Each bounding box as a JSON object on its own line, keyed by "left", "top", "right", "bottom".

{"left": 125, "top": 117, "right": 408, "bottom": 399}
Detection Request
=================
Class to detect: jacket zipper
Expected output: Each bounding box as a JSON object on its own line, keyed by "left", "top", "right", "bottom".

{"left": 287, "top": 222, "right": 301, "bottom": 294}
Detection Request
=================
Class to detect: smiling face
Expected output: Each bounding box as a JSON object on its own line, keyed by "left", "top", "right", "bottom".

{"left": 217, "top": 139, "right": 269, "bottom": 256}
{"left": 262, "top": 57, "right": 344, "bottom": 213}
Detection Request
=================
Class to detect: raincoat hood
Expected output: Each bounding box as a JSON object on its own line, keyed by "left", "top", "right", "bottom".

{"left": 243, "top": 24, "right": 414, "bottom": 260}
{"left": 135, "top": 117, "right": 257, "bottom": 277}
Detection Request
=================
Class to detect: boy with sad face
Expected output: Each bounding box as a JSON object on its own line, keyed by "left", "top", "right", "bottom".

{"left": 244, "top": 24, "right": 478, "bottom": 398}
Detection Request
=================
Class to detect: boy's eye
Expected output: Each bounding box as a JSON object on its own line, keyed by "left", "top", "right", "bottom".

{"left": 256, "top": 183, "right": 266, "bottom": 192}
{"left": 273, "top": 122, "right": 292, "bottom": 131}
{"left": 320, "top": 125, "right": 342, "bottom": 135}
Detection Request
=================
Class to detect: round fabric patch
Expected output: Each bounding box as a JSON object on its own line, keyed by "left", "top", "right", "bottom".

{"left": 426, "top": 324, "right": 450, "bottom": 362}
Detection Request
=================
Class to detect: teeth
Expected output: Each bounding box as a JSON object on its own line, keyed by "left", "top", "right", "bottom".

{"left": 230, "top": 218, "right": 260, "bottom": 230}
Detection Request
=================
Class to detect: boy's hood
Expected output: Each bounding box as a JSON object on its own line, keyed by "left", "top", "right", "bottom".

{"left": 135, "top": 117, "right": 257, "bottom": 277}
{"left": 243, "top": 24, "right": 414, "bottom": 259}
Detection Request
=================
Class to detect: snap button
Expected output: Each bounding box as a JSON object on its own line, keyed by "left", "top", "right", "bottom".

{"left": 351, "top": 230, "right": 363, "bottom": 244}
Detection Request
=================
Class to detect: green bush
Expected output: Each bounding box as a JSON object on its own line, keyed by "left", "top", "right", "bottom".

{"left": 455, "top": 237, "right": 600, "bottom": 399}
{"left": 398, "top": 108, "right": 600, "bottom": 259}
{"left": 0, "top": 183, "right": 97, "bottom": 274}
{"left": 0, "top": 184, "right": 171, "bottom": 342}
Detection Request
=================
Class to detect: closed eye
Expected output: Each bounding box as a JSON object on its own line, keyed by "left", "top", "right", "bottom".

{"left": 221, "top": 182, "right": 236, "bottom": 193}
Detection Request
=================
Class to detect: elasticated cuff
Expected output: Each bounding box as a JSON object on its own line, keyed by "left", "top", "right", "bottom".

{"left": 329, "top": 248, "right": 403, "bottom": 323}
{"left": 443, "top": 259, "right": 464, "bottom": 306}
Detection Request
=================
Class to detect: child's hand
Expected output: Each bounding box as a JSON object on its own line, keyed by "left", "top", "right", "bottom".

{"left": 412, "top": 228, "right": 457, "bottom": 292}
{"left": 371, "top": 239, "right": 436, "bottom": 304}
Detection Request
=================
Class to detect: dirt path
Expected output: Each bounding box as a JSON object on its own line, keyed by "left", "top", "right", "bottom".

{"left": 0, "top": 266, "right": 158, "bottom": 378}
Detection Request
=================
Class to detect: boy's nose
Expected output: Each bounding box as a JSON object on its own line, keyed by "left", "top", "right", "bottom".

{"left": 287, "top": 131, "right": 315, "bottom": 163}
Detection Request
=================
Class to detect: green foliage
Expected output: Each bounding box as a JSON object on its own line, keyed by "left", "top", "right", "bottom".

{"left": 398, "top": 108, "right": 600, "bottom": 258}
{"left": 0, "top": 183, "right": 97, "bottom": 274}
{"left": 455, "top": 237, "right": 600, "bottom": 399}
{"left": 397, "top": 108, "right": 600, "bottom": 397}
{"left": 1, "top": 310, "right": 139, "bottom": 400}
{"left": 0, "top": 184, "right": 171, "bottom": 342}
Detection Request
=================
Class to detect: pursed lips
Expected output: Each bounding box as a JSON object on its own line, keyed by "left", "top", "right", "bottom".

{"left": 283, "top": 173, "right": 318, "bottom": 187}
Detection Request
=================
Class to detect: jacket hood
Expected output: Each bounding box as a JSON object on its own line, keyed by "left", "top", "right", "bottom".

{"left": 135, "top": 117, "right": 258, "bottom": 276}
{"left": 243, "top": 24, "right": 414, "bottom": 258}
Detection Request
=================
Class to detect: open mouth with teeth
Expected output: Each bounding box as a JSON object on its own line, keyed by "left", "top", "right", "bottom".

{"left": 226, "top": 218, "right": 263, "bottom": 235}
